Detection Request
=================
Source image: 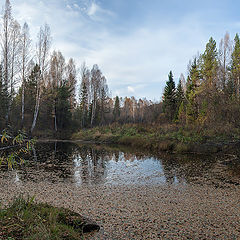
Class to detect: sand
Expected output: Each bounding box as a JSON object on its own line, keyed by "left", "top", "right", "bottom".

{"left": 0, "top": 175, "right": 240, "bottom": 240}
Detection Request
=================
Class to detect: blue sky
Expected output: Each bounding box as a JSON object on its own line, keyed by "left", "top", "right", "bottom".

{"left": 9, "top": 0, "right": 240, "bottom": 100}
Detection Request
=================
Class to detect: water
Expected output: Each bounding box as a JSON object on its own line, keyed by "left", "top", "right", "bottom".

{"left": 1, "top": 141, "right": 240, "bottom": 187}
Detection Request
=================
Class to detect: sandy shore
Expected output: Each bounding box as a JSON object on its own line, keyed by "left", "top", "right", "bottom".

{"left": 1, "top": 177, "right": 240, "bottom": 240}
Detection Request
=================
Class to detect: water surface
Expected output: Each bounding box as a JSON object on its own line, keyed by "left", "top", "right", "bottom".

{"left": 1, "top": 141, "right": 240, "bottom": 187}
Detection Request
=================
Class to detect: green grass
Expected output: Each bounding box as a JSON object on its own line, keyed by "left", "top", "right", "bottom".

{"left": 0, "top": 196, "right": 99, "bottom": 240}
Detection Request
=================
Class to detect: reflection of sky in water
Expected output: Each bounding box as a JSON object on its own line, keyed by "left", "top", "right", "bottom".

{"left": 72, "top": 150, "right": 183, "bottom": 186}
{"left": 3, "top": 142, "right": 218, "bottom": 187}
{"left": 105, "top": 156, "right": 166, "bottom": 185}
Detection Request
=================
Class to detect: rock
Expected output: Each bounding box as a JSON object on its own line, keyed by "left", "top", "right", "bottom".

{"left": 57, "top": 208, "right": 100, "bottom": 233}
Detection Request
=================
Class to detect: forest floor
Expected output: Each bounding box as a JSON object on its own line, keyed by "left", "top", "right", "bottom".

{"left": 0, "top": 178, "right": 240, "bottom": 239}
{"left": 72, "top": 123, "right": 240, "bottom": 154}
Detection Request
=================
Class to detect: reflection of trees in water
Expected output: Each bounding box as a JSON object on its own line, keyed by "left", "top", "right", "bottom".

{"left": 5, "top": 142, "right": 233, "bottom": 186}
{"left": 73, "top": 146, "right": 115, "bottom": 185}
{"left": 71, "top": 146, "right": 150, "bottom": 185}
{"left": 160, "top": 154, "right": 217, "bottom": 184}
{"left": 13, "top": 142, "right": 76, "bottom": 182}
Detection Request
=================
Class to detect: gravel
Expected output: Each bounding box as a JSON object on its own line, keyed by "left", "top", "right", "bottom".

{"left": 1, "top": 175, "right": 240, "bottom": 240}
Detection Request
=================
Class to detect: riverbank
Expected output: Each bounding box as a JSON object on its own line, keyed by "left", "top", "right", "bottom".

{"left": 72, "top": 124, "right": 240, "bottom": 154}
{"left": 0, "top": 179, "right": 240, "bottom": 239}
{"left": 0, "top": 196, "right": 100, "bottom": 240}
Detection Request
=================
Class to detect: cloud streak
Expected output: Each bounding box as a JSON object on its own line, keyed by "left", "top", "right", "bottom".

{"left": 10, "top": 0, "right": 240, "bottom": 100}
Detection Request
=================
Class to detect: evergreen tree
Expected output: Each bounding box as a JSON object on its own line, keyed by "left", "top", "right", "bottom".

{"left": 202, "top": 37, "right": 218, "bottom": 89}
{"left": 175, "top": 79, "right": 185, "bottom": 120}
{"left": 200, "top": 37, "right": 219, "bottom": 124}
{"left": 231, "top": 33, "right": 240, "bottom": 97}
{"left": 56, "top": 84, "right": 72, "bottom": 131}
{"left": 24, "top": 65, "right": 39, "bottom": 130}
{"left": 185, "top": 58, "right": 200, "bottom": 123}
{"left": 163, "top": 71, "right": 176, "bottom": 121}
{"left": 113, "top": 96, "right": 120, "bottom": 121}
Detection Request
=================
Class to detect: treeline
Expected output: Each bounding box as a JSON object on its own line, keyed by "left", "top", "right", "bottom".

{"left": 63, "top": 32, "right": 240, "bottom": 131}
{"left": 0, "top": 0, "right": 160, "bottom": 136}
{"left": 163, "top": 33, "right": 240, "bottom": 129}
{"left": 0, "top": 0, "right": 240, "bottom": 137}
{"left": 0, "top": 0, "right": 77, "bottom": 135}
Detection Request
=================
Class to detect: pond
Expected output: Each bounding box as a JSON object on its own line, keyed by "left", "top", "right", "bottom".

{"left": 1, "top": 141, "right": 240, "bottom": 187}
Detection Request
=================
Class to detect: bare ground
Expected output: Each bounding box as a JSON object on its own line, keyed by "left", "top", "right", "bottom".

{"left": 0, "top": 176, "right": 240, "bottom": 240}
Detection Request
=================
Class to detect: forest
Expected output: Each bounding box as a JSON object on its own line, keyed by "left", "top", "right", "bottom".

{"left": 0, "top": 0, "right": 240, "bottom": 139}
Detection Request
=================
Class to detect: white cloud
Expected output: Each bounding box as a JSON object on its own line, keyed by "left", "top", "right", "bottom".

{"left": 87, "top": 2, "right": 114, "bottom": 21}
{"left": 88, "top": 2, "right": 98, "bottom": 16}
{"left": 127, "top": 86, "right": 135, "bottom": 93}
{"left": 78, "top": 18, "right": 209, "bottom": 99}
{"left": 10, "top": 0, "right": 218, "bottom": 100}
{"left": 73, "top": 3, "right": 80, "bottom": 10}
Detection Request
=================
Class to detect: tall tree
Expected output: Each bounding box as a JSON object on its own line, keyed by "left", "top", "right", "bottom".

{"left": 175, "top": 79, "right": 185, "bottom": 120}
{"left": 90, "top": 64, "right": 102, "bottom": 126}
{"left": 231, "top": 33, "right": 240, "bottom": 97}
{"left": 31, "top": 24, "right": 51, "bottom": 133}
{"left": 24, "top": 64, "right": 39, "bottom": 131}
{"left": 49, "top": 50, "right": 66, "bottom": 132}
{"left": 79, "top": 63, "right": 90, "bottom": 127}
{"left": 99, "top": 76, "right": 109, "bottom": 124}
{"left": 66, "top": 58, "right": 77, "bottom": 112}
{"left": 163, "top": 71, "right": 176, "bottom": 121}
{"left": 79, "top": 82, "right": 88, "bottom": 128}
{"left": 219, "top": 32, "right": 232, "bottom": 90}
{"left": 0, "top": 64, "right": 8, "bottom": 130}
{"left": 201, "top": 37, "right": 218, "bottom": 90}
{"left": 0, "top": 0, "right": 21, "bottom": 122}
{"left": 185, "top": 58, "right": 201, "bottom": 123}
{"left": 20, "top": 22, "right": 31, "bottom": 128}
{"left": 1, "top": 0, "right": 12, "bottom": 91}
{"left": 113, "top": 96, "right": 120, "bottom": 121}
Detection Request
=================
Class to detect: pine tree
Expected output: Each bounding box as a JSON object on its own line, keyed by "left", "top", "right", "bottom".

{"left": 186, "top": 58, "right": 200, "bottom": 123}
{"left": 56, "top": 84, "right": 72, "bottom": 131}
{"left": 200, "top": 37, "right": 219, "bottom": 124}
{"left": 113, "top": 96, "right": 120, "bottom": 121}
{"left": 163, "top": 71, "right": 176, "bottom": 121}
{"left": 202, "top": 37, "right": 218, "bottom": 89}
{"left": 231, "top": 33, "right": 240, "bottom": 97}
{"left": 175, "top": 79, "right": 185, "bottom": 120}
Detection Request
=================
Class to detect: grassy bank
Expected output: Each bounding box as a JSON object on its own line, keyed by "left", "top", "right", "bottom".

{"left": 72, "top": 123, "right": 240, "bottom": 154}
{"left": 0, "top": 196, "right": 99, "bottom": 240}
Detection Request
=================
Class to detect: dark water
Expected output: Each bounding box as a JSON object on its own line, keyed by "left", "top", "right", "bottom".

{"left": 1, "top": 141, "right": 240, "bottom": 187}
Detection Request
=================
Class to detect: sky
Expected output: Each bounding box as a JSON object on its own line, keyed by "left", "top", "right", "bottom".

{"left": 6, "top": 0, "right": 240, "bottom": 100}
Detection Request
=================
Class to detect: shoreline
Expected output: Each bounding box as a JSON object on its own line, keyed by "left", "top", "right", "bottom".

{"left": 1, "top": 179, "right": 239, "bottom": 239}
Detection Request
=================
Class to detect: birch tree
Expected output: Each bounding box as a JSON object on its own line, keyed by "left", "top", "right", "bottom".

{"left": 66, "top": 58, "right": 77, "bottom": 111}
{"left": 31, "top": 24, "right": 51, "bottom": 133}
{"left": 79, "top": 63, "right": 90, "bottom": 127}
{"left": 1, "top": 0, "right": 12, "bottom": 90}
{"left": 0, "top": 0, "right": 20, "bottom": 121}
{"left": 49, "top": 50, "right": 66, "bottom": 132}
{"left": 20, "top": 22, "right": 31, "bottom": 127}
{"left": 219, "top": 32, "right": 232, "bottom": 90}
{"left": 90, "top": 64, "right": 101, "bottom": 126}
{"left": 10, "top": 20, "right": 21, "bottom": 98}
